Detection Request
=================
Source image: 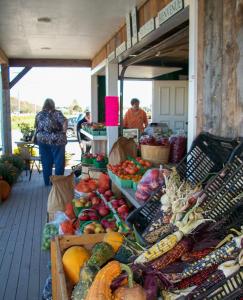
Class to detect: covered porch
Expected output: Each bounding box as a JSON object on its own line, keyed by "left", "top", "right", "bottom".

{"left": 0, "top": 171, "right": 50, "bottom": 299}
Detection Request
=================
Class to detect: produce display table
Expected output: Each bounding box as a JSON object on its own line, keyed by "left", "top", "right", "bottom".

{"left": 109, "top": 176, "right": 141, "bottom": 209}
{"left": 80, "top": 129, "right": 107, "bottom": 153}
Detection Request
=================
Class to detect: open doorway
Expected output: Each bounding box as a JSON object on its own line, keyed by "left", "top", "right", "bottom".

{"left": 10, "top": 67, "right": 91, "bottom": 164}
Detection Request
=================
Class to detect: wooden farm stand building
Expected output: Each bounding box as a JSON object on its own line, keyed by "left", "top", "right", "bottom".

{"left": 0, "top": 0, "right": 242, "bottom": 299}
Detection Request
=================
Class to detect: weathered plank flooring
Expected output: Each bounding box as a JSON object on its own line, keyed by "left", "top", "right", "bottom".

{"left": 0, "top": 171, "right": 51, "bottom": 300}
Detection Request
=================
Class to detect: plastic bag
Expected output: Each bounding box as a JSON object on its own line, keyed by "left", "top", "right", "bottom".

{"left": 42, "top": 275, "right": 52, "bottom": 300}
{"left": 98, "top": 173, "right": 110, "bottom": 192}
{"left": 135, "top": 168, "right": 165, "bottom": 204}
{"left": 169, "top": 133, "right": 187, "bottom": 163}
{"left": 41, "top": 222, "right": 59, "bottom": 250}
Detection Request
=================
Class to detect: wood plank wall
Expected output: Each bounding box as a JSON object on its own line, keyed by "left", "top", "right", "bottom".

{"left": 198, "top": 0, "right": 243, "bottom": 137}
{"left": 91, "top": 0, "right": 171, "bottom": 68}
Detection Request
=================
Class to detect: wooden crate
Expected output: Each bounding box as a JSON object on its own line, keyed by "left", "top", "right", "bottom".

{"left": 51, "top": 234, "right": 105, "bottom": 300}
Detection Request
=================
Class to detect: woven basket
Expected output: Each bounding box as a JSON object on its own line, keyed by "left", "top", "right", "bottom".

{"left": 141, "top": 144, "right": 170, "bottom": 164}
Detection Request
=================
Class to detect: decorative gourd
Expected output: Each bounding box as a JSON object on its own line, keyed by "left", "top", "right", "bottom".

{"left": 85, "top": 261, "right": 122, "bottom": 300}
{"left": 87, "top": 242, "right": 114, "bottom": 268}
{"left": 0, "top": 177, "right": 11, "bottom": 201}
{"left": 113, "top": 264, "right": 147, "bottom": 300}
{"left": 71, "top": 265, "right": 99, "bottom": 300}
{"left": 62, "top": 246, "right": 90, "bottom": 284}
{"left": 103, "top": 232, "right": 124, "bottom": 253}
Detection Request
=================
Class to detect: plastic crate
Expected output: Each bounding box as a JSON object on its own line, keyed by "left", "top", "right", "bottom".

{"left": 193, "top": 268, "right": 243, "bottom": 300}
{"left": 199, "top": 142, "right": 243, "bottom": 220}
{"left": 176, "top": 132, "right": 239, "bottom": 185}
{"left": 115, "top": 176, "right": 133, "bottom": 188}
{"left": 126, "top": 188, "right": 163, "bottom": 240}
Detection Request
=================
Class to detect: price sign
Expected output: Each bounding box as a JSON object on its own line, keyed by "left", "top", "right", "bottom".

{"left": 105, "top": 96, "right": 119, "bottom": 126}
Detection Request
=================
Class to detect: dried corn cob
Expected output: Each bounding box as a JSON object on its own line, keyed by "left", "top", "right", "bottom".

{"left": 149, "top": 238, "right": 192, "bottom": 270}
{"left": 188, "top": 250, "right": 243, "bottom": 299}
{"left": 143, "top": 223, "right": 175, "bottom": 244}
{"left": 181, "top": 248, "right": 213, "bottom": 262}
{"left": 135, "top": 219, "right": 207, "bottom": 264}
{"left": 176, "top": 265, "right": 218, "bottom": 289}
{"left": 164, "top": 235, "right": 243, "bottom": 282}
{"left": 135, "top": 231, "right": 183, "bottom": 264}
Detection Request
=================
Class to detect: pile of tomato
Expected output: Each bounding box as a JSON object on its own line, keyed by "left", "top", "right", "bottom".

{"left": 107, "top": 158, "right": 151, "bottom": 180}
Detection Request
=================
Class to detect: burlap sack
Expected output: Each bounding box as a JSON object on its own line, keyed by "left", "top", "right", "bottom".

{"left": 47, "top": 173, "right": 74, "bottom": 214}
{"left": 109, "top": 137, "right": 137, "bottom": 165}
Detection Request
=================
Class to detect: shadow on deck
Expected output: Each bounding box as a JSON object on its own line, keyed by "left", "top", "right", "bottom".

{"left": 0, "top": 171, "right": 51, "bottom": 300}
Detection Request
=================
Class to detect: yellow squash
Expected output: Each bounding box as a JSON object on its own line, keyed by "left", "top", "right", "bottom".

{"left": 62, "top": 246, "right": 90, "bottom": 284}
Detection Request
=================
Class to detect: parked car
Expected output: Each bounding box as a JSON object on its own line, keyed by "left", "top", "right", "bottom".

{"left": 67, "top": 113, "right": 85, "bottom": 138}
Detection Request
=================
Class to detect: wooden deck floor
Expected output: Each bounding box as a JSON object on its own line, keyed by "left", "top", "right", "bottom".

{"left": 0, "top": 171, "right": 51, "bottom": 300}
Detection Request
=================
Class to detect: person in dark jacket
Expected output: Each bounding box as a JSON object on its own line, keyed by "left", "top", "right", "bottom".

{"left": 76, "top": 111, "right": 91, "bottom": 154}
{"left": 35, "top": 98, "right": 67, "bottom": 185}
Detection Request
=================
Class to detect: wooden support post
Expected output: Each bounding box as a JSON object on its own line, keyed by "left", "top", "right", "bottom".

{"left": 105, "top": 62, "right": 118, "bottom": 154}
{"left": 0, "top": 49, "right": 8, "bottom": 65}
{"left": 91, "top": 75, "right": 98, "bottom": 122}
{"left": 187, "top": 0, "right": 199, "bottom": 148}
{"left": 1, "top": 65, "right": 12, "bottom": 154}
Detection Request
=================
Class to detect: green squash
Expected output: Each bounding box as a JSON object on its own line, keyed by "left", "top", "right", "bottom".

{"left": 71, "top": 265, "right": 98, "bottom": 300}
{"left": 87, "top": 242, "right": 115, "bottom": 268}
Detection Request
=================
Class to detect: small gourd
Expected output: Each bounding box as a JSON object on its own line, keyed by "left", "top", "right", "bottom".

{"left": 103, "top": 232, "right": 124, "bottom": 253}
{"left": 85, "top": 261, "right": 122, "bottom": 300}
{"left": 113, "top": 264, "right": 146, "bottom": 300}
{"left": 0, "top": 177, "right": 11, "bottom": 201}
{"left": 62, "top": 246, "right": 90, "bottom": 284}
{"left": 71, "top": 265, "right": 99, "bottom": 300}
{"left": 87, "top": 242, "right": 114, "bottom": 268}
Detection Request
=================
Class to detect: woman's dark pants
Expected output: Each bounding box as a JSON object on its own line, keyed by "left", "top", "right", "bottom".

{"left": 39, "top": 143, "right": 65, "bottom": 185}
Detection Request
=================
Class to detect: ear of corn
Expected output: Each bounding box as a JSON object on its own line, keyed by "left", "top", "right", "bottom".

{"left": 135, "top": 231, "right": 183, "bottom": 264}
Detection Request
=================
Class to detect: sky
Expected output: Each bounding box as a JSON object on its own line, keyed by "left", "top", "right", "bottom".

{"left": 10, "top": 67, "right": 152, "bottom": 110}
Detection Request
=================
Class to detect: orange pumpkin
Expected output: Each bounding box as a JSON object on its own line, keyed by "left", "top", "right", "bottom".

{"left": 0, "top": 177, "right": 11, "bottom": 201}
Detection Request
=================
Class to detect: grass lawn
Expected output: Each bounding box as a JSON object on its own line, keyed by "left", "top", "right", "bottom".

{"left": 11, "top": 114, "right": 35, "bottom": 130}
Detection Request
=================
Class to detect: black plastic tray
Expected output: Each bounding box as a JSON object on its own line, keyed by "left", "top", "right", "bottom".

{"left": 200, "top": 142, "right": 243, "bottom": 220}
{"left": 176, "top": 132, "right": 239, "bottom": 185}
{"left": 193, "top": 268, "right": 243, "bottom": 300}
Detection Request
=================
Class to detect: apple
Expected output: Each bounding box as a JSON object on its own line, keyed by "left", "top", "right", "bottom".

{"left": 117, "top": 199, "right": 126, "bottom": 206}
{"left": 117, "top": 204, "right": 129, "bottom": 215}
{"left": 101, "top": 219, "right": 109, "bottom": 228}
{"left": 91, "top": 196, "right": 101, "bottom": 206}
{"left": 111, "top": 199, "right": 119, "bottom": 209}
{"left": 98, "top": 206, "right": 110, "bottom": 217}
{"left": 104, "top": 190, "right": 113, "bottom": 197}
{"left": 88, "top": 192, "right": 96, "bottom": 199}
{"left": 79, "top": 215, "right": 89, "bottom": 221}
{"left": 98, "top": 187, "right": 106, "bottom": 194}
{"left": 120, "top": 212, "right": 129, "bottom": 220}
{"left": 75, "top": 200, "right": 82, "bottom": 207}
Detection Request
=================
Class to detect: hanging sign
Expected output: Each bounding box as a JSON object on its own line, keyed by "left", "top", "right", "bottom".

{"left": 138, "top": 18, "right": 155, "bottom": 41}
{"left": 105, "top": 96, "right": 119, "bottom": 126}
{"left": 126, "top": 13, "right": 132, "bottom": 49}
{"left": 158, "top": 0, "right": 184, "bottom": 26}
{"left": 116, "top": 41, "right": 127, "bottom": 57}
{"left": 131, "top": 7, "right": 138, "bottom": 45}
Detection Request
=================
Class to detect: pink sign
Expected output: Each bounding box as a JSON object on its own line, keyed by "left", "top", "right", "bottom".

{"left": 105, "top": 96, "right": 119, "bottom": 126}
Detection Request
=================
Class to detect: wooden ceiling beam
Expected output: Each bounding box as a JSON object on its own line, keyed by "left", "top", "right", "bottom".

{"left": 8, "top": 58, "right": 91, "bottom": 67}
{"left": 0, "top": 48, "right": 8, "bottom": 65}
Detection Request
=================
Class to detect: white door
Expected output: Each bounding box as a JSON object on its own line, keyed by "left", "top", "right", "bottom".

{"left": 152, "top": 81, "right": 188, "bottom": 133}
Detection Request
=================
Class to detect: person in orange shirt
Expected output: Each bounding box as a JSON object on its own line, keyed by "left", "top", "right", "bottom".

{"left": 123, "top": 98, "right": 148, "bottom": 132}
